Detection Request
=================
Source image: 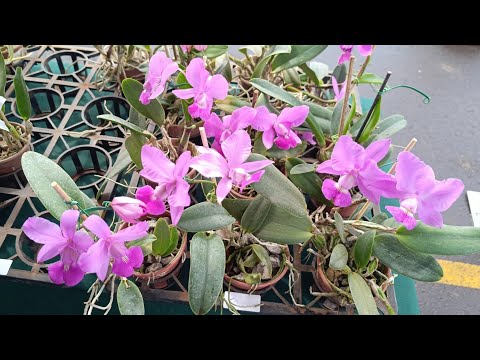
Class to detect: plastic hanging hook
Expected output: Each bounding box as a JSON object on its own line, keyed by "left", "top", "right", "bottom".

{"left": 381, "top": 85, "right": 431, "bottom": 104}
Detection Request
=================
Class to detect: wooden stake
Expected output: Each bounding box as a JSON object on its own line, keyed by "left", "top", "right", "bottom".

{"left": 199, "top": 127, "right": 209, "bottom": 148}
{"left": 338, "top": 55, "right": 356, "bottom": 136}
{"left": 354, "top": 138, "right": 418, "bottom": 220}
{"left": 51, "top": 181, "right": 88, "bottom": 221}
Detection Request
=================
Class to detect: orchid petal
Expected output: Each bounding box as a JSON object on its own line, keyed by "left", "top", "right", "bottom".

{"left": 385, "top": 206, "right": 417, "bottom": 230}
{"left": 185, "top": 58, "right": 210, "bottom": 89}
{"left": 216, "top": 177, "right": 233, "bottom": 203}
{"left": 365, "top": 139, "right": 391, "bottom": 164}
{"left": 139, "top": 145, "right": 175, "bottom": 184}
{"left": 77, "top": 240, "right": 110, "bottom": 281}
{"left": 238, "top": 159, "right": 273, "bottom": 173}
{"left": 262, "top": 128, "right": 276, "bottom": 150}
{"left": 204, "top": 112, "right": 224, "bottom": 139}
{"left": 423, "top": 178, "right": 464, "bottom": 212}
{"left": 395, "top": 152, "right": 436, "bottom": 194}
{"left": 174, "top": 151, "right": 192, "bottom": 178}
{"left": 357, "top": 45, "right": 373, "bottom": 57}
{"left": 277, "top": 105, "right": 309, "bottom": 127}
{"left": 205, "top": 74, "right": 229, "bottom": 100}
{"left": 110, "top": 221, "right": 149, "bottom": 243}
{"left": 63, "top": 262, "right": 85, "bottom": 287}
{"left": 22, "top": 217, "right": 63, "bottom": 245}
{"left": 72, "top": 230, "right": 94, "bottom": 253}
{"left": 60, "top": 209, "right": 79, "bottom": 241}
{"left": 190, "top": 150, "right": 228, "bottom": 178}
{"left": 221, "top": 130, "right": 252, "bottom": 168}
{"left": 47, "top": 261, "right": 65, "bottom": 285}
{"left": 251, "top": 106, "right": 276, "bottom": 132}
{"left": 83, "top": 215, "right": 111, "bottom": 240}
{"left": 239, "top": 170, "right": 265, "bottom": 191}
{"left": 112, "top": 246, "right": 144, "bottom": 277}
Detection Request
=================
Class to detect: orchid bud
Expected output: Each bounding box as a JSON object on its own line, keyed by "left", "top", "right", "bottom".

{"left": 111, "top": 197, "right": 147, "bottom": 223}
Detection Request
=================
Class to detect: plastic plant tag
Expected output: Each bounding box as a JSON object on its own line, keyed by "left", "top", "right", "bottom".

{"left": 467, "top": 191, "right": 480, "bottom": 227}
{"left": 223, "top": 291, "right": 261, "bottom": 313}
{"left": 0, "top": 259, "right": 13, "bottom": 275}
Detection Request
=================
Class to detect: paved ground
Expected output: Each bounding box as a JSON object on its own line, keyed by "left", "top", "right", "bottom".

{"left": 231, "top": 45, "right": 480, "bottom": 314}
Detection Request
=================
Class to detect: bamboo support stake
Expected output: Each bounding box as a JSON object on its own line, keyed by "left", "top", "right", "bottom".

{"left": 354, "top": 138, "right": 417, "bottom": 220}
{"left": 51, "top": 181, "right": 88, "bottom": 221}
{"left": 338, "top": 55, "right": 356, "bottom": 136}
{"left": 199, "top": 127, "right": 209, "bottom": 148}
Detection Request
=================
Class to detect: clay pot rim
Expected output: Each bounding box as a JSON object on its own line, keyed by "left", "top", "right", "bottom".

{"left": 224, "top": 245, "right": 290, "bottom": 291}
{"left": 314, "top": 255, "right": 392, "bottom": 301}
{"left": 0, "top": 123, "right": 32, "bottom": 170}
{"left": 132, "top": 226, "right": 188, "bottom": 280}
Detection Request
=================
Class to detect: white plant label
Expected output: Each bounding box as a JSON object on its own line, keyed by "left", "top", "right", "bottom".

{"left": 467, "top": 191, "right": 480, "bottom": 227}
{"left": 0, "top": 259, "right": 13, "bottom": 275}
{"left": 223, "top": 291, "right": 261, "bottom": 313}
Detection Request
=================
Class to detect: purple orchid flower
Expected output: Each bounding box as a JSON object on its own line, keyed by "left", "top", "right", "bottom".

{"left": 250, "top": 105, "right": 309, "bottom": 150}
{"left": 172, "top": 58, "right": 229, "bottom": 120}
{"left": 338, "top": 45, "right": 373, "bottom": 64}
{"left": 111, "top": 186, "right": 166, "bottom": 224}
{"left": 204, "top": 106, "right": 257, "bottom": 154}
{"left": 316, "top": 135, "right": 398, "bottom": 207}
{"left": 385, "top": 152, "right": 464, "bottom": 230}
{"left": 180, "top": 45, "right": 208, "bottom": 53}
{"left": 190, "top": 130, "right": 273, "bottom": 203}
{"left": 139, "top": 52, "right": 179, "bottom": 105}
{"left": 139, "top": 145, "right": 192, "bottom": 225}
{"left": 332, "top": 76, "right": 346, "bottom": 102}
{"left": 78, "top": 216, "right": 148, "bottom": 280}
{"left": 298, "top": 131, "right": 316, "bottom": 145}
{"left": 22, "top": 209, "right": 93, "bottom": 287}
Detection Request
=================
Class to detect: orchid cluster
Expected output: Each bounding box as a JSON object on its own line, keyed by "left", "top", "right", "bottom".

{"left": 18, "top": 44, "right": 477, "bottom": 316}
{"left": 316, "top": 135, "right": 464, "bottom": 230}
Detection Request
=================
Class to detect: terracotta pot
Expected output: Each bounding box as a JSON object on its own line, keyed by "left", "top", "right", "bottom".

{"left": 134, "top": 231, "right": 188, "bottom": 289}
{"left": 0, "top": 124, "right": 31, "bottom": 176}
{"left": 224, "top": 246, "right": 290, "bottom": 293}
{"left": 1, "top": 45, "right": 23, "bottom": 60}
{"left": 313, "top": 256, "right": 392, "bottom": 305}
{"left": 119, "top": 221, "right": 188, "bottom": 289}
{"left": 167, "top": 121, "right": 204, "bottom": 139}
{"left": 228, "top": 188, "right": 255, "bottom": 200}
{"left": 122, "top": 67, "right": 145, "bottom": 82}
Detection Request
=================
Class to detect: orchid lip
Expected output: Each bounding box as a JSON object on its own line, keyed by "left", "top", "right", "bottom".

{"left": 122, "top": 255, "right": 129, "bottom": 264}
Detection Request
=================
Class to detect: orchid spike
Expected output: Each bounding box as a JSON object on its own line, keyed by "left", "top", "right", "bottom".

{"left": 316, "top": 135, "right": 398, "bottom": 206}
{"left": 189, "top": 130, "right": 273, "bottom": 203}
{"left": 22, "top": 210, "right": 94, "bottom": 286}
{"left": 139, "top": 52, "right": 179, "bottom": 105}
{"left": 385, "top": 152, "right": 464, "bottom": 230}
{"left": 78, "top": 216, "right": 148, "bottom": 280}
{"left": 172, "top": 58, "right": 228, "bottom": 120}
{"left": 250, "top": 105, "right": 309, "bottom": 150}
{"left": 139, "top": 146, "right": 191, "bottom": 225}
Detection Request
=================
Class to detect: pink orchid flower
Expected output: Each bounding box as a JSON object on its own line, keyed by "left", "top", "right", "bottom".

{"left": 78, "top": 216, "right": 148, "bottom": 280}
{"left": 22, "top": 209, "right": 93, "bottom": 287}
{"left": 204, "top": 106, "right": 257, "bottom": 154}
{"left": 385, "top": 152, "right": 464, "bottom": 230}
{"left": 111, "top": 185, "right": 166, "bottom": 223}
{"left": 299, "top": 131, "right": 316, "bottom": 145}
{"left": 250, "top": 105, "right": 309, "bottom": 150}
{"left": 338, "top": 45, "right": 373, "bottom": 64}
{"left": 139, "top": 145, "right": 192, "bottom": 225}
{"left": 332, "top": 76, "right": 346, "bottom": 101}
{"left": 180, "top": 45, "right": 208, "bottom": 53}
{"left": 316, "top": 135, "right": 398, "bottom": 207}
{"left": 140, "top": 51, "right": 179, "bottom": 105}
{"left": 172, "top": 58, "right": 229, "bottom": 120}
{"left": 190, "top": 130, "right": 273, "bottom": 203}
